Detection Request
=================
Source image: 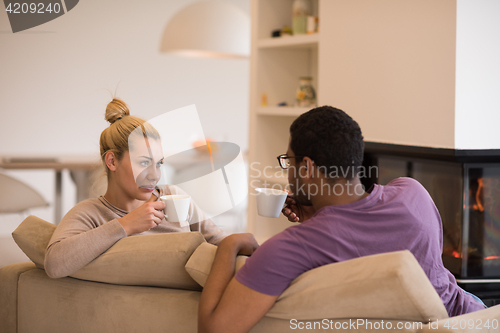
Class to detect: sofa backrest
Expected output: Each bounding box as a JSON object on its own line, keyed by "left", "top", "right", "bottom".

{"left": 185, "top": 243, "right": 449, "bottom": 323}
{"left": 269, "top": 250, "right": 449, "bottom": 322}
{"left": 13, "top": 215, "right": 205, "bottom": 290}
{"left": 13, "top": 215, "right": 450, "bottom": 323}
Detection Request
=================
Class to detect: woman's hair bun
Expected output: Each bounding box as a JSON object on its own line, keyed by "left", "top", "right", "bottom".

{"left": 105, "top": 98, "right": 130, "bottom": 124}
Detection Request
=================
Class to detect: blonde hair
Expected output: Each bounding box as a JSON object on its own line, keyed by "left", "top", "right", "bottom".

{"left": 99, "top": 98, "right": 159, "bottom": 174}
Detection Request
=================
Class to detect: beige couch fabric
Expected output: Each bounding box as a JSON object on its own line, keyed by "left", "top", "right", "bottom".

{"left": 12, "top": 215, "right": 56, "bottom": 269}
{"left": 185, "top": 242, "right": 247, "bottom": 286}
{"left": 185, "top": 244, "right": 448, "bottom": 323}
{"left": 17, "top": 268, "right": 201, "bottom": 333}
{"left": 13, "top": 215, "right": 206, "bottom": 290}
{"left": 269, "top": 251, "right": 448, "bottom": 322}
{"left": 0, "top": 262, "right": 38, "bottom": 333}
{"left": 9, "top": 215, "right": 455, "bottom": 332}
{"left": 9, "top": 266, "right": 424, "bottom": 333}
{"left": 419, "top": 305, "right": 500, "bottom": 333}
{"left": 71, "top": 232, "right": 205, "bottom": 290}
{"left": 250, "top": 316, "right": 421, "bottom": 333}
{"left": 3, "top": 262, "right": 500, "bottom": 333}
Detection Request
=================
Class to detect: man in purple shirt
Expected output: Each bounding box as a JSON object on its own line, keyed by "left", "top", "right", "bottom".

{"left": 198, "top": 106, "right": 485, "bottom": 333}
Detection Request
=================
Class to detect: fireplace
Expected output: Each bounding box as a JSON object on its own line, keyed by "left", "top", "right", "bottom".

{"left": 363, "top": 143, "right": 500, "bottom": 307}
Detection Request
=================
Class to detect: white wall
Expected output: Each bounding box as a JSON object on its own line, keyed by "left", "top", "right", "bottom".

{"left": 320, "top": 0, "right": 500, "bottom": 150}
{"left": 319, "top": 0, "right": 457, "bottom": 149}
{"left": 455, "top": 0, "right": 500, "bottom": 149}
{"left": 0, "top": 0, "right": 249, "bottom": 156}
{"left": 0, "top": 0, "right": 249, "bottom": 230}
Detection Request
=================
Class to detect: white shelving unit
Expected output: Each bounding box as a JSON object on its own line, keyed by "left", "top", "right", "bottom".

{"left": 247, "top": 0, "right": 320, "bottom": 243}
{"left": 246, "top": 0, "right": 470, "bottom": 243}
{"left": 257, "top": 33, "right": 320, "bottom": 49}
{"left": 256, "top": 106, "right": 310, "bottom": 117}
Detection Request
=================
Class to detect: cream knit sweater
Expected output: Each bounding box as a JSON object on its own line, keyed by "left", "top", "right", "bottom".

{"left": 44, "top": 185, "right": 226, "bottom": 278}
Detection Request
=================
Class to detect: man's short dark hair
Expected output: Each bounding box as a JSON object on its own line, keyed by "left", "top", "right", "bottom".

{"left": 290, "top": 106, "right": 364, "bottom": 181}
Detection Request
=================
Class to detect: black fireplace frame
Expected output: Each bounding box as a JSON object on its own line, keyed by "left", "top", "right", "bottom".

{"left": 362, "top": 142, "right": 500, "bottom": 305}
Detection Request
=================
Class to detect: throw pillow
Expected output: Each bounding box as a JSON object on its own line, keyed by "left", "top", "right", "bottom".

{"left": 12, "top": 215, "right": 207, "bottom": 290}
{"left": 12, "top": 215, "right": 56, "bottom": 269}
{"left": 185, "top": 246, "right": 448, "bottom": 322}
{"left": 185, "top": 242, "right": 247, "bottom": 287}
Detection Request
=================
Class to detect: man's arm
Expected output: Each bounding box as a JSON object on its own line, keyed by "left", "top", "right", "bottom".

{"left": 198, "top": 234, "right": 279, "bottom": 333}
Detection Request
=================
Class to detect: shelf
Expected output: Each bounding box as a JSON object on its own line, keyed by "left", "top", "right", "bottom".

{"left": 249, "top": 0, "right": 320, "bottom": 241}
{"left": 258, "top": 33, "right": 319, "bottom": 49}
{"left": 257, "top": 106, "right": 310, "bottom": 117}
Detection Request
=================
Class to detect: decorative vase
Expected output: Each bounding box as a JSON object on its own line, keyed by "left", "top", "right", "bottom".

{"left": 296, "top": 77, "right": 316, "bottom": 107}
{"left": 292, "top": 0, "right": 311, "bottom": 35}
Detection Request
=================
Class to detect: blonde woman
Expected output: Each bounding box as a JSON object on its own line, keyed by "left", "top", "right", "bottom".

{"left": 44, "top": 98, "right": 227, "bottom": 278}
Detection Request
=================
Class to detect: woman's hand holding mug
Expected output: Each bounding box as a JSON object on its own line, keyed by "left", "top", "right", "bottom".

{"left": 118, "top": 196, "right": 165, "bottom": 235}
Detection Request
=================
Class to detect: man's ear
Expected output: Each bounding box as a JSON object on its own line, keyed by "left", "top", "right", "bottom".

{"left": 303, "top": 157, "right": 314, "bottom": 178}
{"left": 105, "top": 151, "right": 117, "bottom": 172}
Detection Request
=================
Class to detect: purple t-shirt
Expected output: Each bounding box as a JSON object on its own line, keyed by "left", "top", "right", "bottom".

{"left": 236, "top": 177, "right": 484, "bottom": 317}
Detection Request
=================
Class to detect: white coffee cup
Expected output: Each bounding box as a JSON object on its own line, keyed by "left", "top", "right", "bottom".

{"left": 255, "top": 188, "right": 288, "bottom": 218}
{"left": 160, "top": 195, "right": 191, "bottom": 223}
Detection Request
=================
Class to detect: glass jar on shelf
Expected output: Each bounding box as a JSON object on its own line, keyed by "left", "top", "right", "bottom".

{"left": 292, "top": 0, "right": 311, "bottom": 35}
{"left": 296, "top": 77, "right": 316, "bottom": 107}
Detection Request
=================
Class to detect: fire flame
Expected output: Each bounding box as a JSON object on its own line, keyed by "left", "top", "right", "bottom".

{"left": 449, "top": 252, "right": 499, "bottom": 260}
{"left": 473, "top": 178, "right": 485, "bottom": 212}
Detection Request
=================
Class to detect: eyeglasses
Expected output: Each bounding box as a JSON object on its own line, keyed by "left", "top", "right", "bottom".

{"left": 277, "top": 154, "right": 305, "bottom": 170}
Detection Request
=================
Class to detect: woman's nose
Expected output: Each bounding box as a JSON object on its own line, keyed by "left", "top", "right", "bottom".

{"left": 145, "top": 164, "right": 161, "bottom": 181}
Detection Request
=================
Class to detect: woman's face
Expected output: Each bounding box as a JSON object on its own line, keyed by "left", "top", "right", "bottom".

{"left": 115, "top": 137, "right": 164, "bottom": 202}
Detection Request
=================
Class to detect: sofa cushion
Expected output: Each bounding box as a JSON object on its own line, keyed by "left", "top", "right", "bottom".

{"left": 71, "top": 232, "right": 205, "bottom": 290}
{"left": 12, "top": 215, "right": 56, "bottom": 269}
{"left": 185, "top": 242, "right": 247, "bottom": 286}
{"left": 185, "top": 247, "right": 448, "bottom": 322}
{"left": 13, "top": 215, "right": 205, "bottom": 290}
{"left": 270, "top": 250, "right": 448, "bottom": 322}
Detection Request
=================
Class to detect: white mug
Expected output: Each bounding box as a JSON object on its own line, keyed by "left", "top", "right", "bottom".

{"left": 255, "top": 188, "right": 288, "bottom": 218}
{"left": 160, "top": 195, "right": 191, "bottom": 223}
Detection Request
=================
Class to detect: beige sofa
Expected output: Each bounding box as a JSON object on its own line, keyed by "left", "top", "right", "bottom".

{"left": 1, "top": 216, "right": 499, "bottom": 333}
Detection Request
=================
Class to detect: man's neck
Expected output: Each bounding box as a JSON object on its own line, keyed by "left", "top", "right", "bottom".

{"left": 310, "top": 177, "right": 369, "bottom": 211}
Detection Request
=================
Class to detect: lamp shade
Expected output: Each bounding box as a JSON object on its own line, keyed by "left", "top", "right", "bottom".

{"left": 159, "top": 1, "right": 250, "bottom": 58}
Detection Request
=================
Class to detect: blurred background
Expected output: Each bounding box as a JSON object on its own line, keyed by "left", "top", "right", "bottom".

{"left": 0, "top": 0, "right": 250, "bottom": 267}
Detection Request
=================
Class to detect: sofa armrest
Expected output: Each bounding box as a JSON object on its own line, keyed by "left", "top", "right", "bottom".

{"left": 419, "top": 305, "right": 500, "bottom": 333}
{"left": 185, "top": 242, "right": 248, "bottom": 287}
{"left": 0, "top": 262, "right": 38, "bottom": 333}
